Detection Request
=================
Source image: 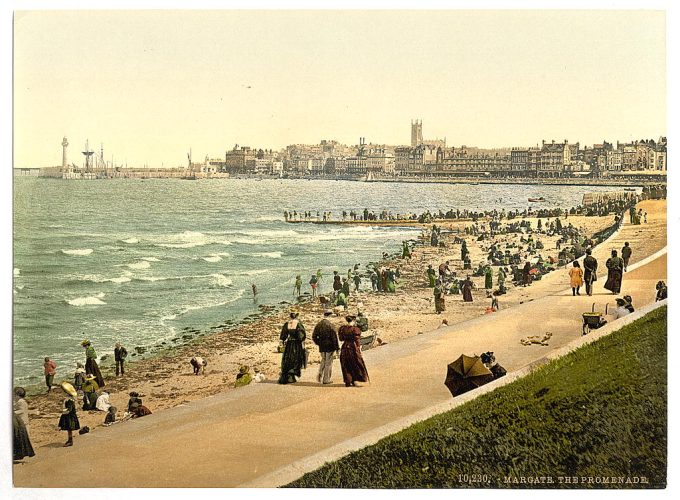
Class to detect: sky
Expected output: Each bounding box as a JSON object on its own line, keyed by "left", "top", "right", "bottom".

{"left": 13, "top": 9, "right": 666, "bottom": 168}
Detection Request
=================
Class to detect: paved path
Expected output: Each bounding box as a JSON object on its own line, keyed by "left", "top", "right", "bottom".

{"left": 14, "top": 203, "right": 667, "bottom": 487}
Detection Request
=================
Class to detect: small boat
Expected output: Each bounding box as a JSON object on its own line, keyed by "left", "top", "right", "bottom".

{"left": 528, "top": 197, "right": 545, "bottom": 202}
{"left": 623, "top": 188, "right": 637, "bottom": 192}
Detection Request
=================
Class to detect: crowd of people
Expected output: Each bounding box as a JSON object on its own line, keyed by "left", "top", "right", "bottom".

{"left": 14, "top": 194, "right": 665, "bottom": 461}
{"left": 13, "top": 339, "right": 148, "bottom": 455}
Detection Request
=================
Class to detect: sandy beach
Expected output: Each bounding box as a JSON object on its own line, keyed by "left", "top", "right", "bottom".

{"left": 16, "top": 200, "right": 666, "bottom": 451}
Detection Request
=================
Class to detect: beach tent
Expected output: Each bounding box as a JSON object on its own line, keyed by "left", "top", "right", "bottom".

{"left": 444, "top": 354, "right": 494, "bottom": 397}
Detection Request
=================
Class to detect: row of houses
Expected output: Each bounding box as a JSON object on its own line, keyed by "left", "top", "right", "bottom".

{"left": 187, "top": 136, "right": 666, "bottom": 178}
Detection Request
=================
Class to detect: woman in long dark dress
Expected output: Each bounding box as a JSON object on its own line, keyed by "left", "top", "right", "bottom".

{"left": 81, "top": 339, "right": 105, "bottom": 388}
{"left": 13, "top": 413, "right": 35, "bottom": 461}
{"left": 338, "top": 316, "right": 370, "bottom": 387}
{"left": 278, "top": 311, "right": 307, "bottom": 384}
{"left": 462, "top": 276, "right": 474, "bottom": 302}
{"left": 604, "top": 249, "right": 624, "bottom": 294}
{"left": 58, "top": 383, "right": 80, "bottom": 447}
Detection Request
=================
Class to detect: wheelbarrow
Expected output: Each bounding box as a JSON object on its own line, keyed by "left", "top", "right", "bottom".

{"left": 582, "top": 303, "right": 609, "bottom": 336}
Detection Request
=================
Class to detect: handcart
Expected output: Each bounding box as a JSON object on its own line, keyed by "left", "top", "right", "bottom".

{"left": 582, "top": 303, "right": 609, "bottom": 336}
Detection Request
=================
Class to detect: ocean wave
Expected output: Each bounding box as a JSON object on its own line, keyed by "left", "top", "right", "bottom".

{"left": 13, "top": 268, "right": 20, "bottom": 276}
{"left": 77, "top": 274, "right": 132, "bottom": 284}
{"left": 178, "top": 290, "right": 245, "bottom": 316}
{"left": 202, "top": 255, "right": 222, "bottom": 263}
{"left": 307, "top": 249, "right": 356, "bottom": 254}
{"left": 67, "top": 292, "right": 106, "bottom": 307}
{"left": 141, "top": 257, "right": 161, "bottom": 262}
{"left": 232, "top": 238, "right": 261, "bottom": 245}
{"left": 237, "top": 269, "right": 270, "bottom": 276}
{"left": 109, "top": 276, "right": 132, "bottom": 284}
{"left": 122, "top": 237, "right": 139, "bottom": 244}
{"left": 251, "top": 251, "right": 283, "bottom": 258}
{"left": 128, "top": 261, "right": 151, "bottom": 270}
{"left": 61, "top": 248, "right": 94, "bottom": 256}
{"left": 210, "top": 274, "right": 233, "bottom": 287}
{"left": 154, "top": 230, "right": 211, "bottom": 249}
{"left": 242, "top": 229, "right": 299, "bottom": 238}
{"left": 255, "top": 215, "right": 282, "bottom": 221}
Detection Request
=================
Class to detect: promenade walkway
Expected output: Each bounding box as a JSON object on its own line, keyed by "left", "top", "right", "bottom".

{"left": 14, "top": 201, "right": 667, "bottom": 488}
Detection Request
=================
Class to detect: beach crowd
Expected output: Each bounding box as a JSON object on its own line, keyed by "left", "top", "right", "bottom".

{"left": 14, "top": 190, "right": 666, "bottom": 461}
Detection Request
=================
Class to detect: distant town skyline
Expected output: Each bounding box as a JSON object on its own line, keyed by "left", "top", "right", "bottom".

{"left": 14, "top": 10, "right": 665, "bottom": 168}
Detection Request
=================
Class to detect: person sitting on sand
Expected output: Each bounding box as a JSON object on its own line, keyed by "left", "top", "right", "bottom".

{"left": 95, "top": 391, "right": 111, "bottom": 412}
{"left": 104, "top": 406, "right": 117, "bottom": 426}
{"left": 336, "top": 291, "right": 348, "bottom": 310}
{"left": 127, "top": 391, "right": 143, "bottom": 412}
{"left": 235, "top": 365, "right": 252, "bottom": 387}
{"left": 129, "top": 402, "right": 152, "bottom": 418}
{"left": 253, "top": 367, "right": 266, "bottom": 383}
{"left": 82, "top": 375, "right": 99, "bottom": 411}
{"left": 190, "top": 356, "right": 207, "bottom": 375}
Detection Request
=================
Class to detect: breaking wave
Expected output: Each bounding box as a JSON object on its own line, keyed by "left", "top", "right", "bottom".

{"left": 61, "top": 248, "right": 93, "bottom": 256}
{"left": 127, "top": 261, "right": 151, "bottom": 270}
{"left": 68, "top": 292, "right": 106, "bottom": 307}
{"left": 251, "top": 251, "right": 283, "bottom": 258}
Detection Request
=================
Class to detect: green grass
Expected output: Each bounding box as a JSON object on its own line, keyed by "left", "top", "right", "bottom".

{"left": 287, "top": 306, "right": 667, "bottom": 489}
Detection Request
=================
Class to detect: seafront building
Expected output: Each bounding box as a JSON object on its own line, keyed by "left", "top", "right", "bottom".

{"left": 35, "top": 123, "right": 667, "bottom": 182}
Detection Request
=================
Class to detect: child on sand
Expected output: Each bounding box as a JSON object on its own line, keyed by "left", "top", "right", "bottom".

{"left": 190, "top": 356, "right": 207, "bottom": 375}
{"left": 104, "top": 406, "right": 117, "bottom": 426}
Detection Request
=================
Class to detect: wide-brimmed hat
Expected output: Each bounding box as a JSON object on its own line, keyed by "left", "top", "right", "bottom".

{"left": 85, "top": 374, "right": 96, "bottom": 380}
{"left": 615, "top": 298, "right": 626, "bottom": 306}
{"left": 80, "top": 339, "right": 91, "bottom": 346}
{"left": 60, "top": 381, "right": 77, "bottom": 398}
{"left": 239, "top": 365, "right": 249, "bottom": 374}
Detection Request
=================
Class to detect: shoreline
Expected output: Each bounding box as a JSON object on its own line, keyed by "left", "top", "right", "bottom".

{"left": 15, "top": 199, "right": 666, "bottom": 451}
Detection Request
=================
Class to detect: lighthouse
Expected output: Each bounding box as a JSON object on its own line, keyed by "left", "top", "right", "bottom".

{"left": 61, "top": 136, "right": 69, "bottom": 172}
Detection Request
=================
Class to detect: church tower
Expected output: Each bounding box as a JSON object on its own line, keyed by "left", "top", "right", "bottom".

{"left": 411, "top": 119, "right": 423, "bottom": 147}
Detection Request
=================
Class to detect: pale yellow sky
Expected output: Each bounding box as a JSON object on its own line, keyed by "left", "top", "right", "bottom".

{"left": 13, "top": 10, "right": 666, "bottom": 168}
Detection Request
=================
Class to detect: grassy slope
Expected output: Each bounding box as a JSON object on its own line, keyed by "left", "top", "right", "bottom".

{"left": 288, "top": 307, "right": 667, "bottom": 489}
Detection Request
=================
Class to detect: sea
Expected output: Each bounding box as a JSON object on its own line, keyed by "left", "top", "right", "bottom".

{"left": 12, "top": 177, "right": 619, "bottom": 387}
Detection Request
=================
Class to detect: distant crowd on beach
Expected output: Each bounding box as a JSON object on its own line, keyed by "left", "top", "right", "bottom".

{"left": 283, "top": 190, "right": 662, "bottom": 224}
